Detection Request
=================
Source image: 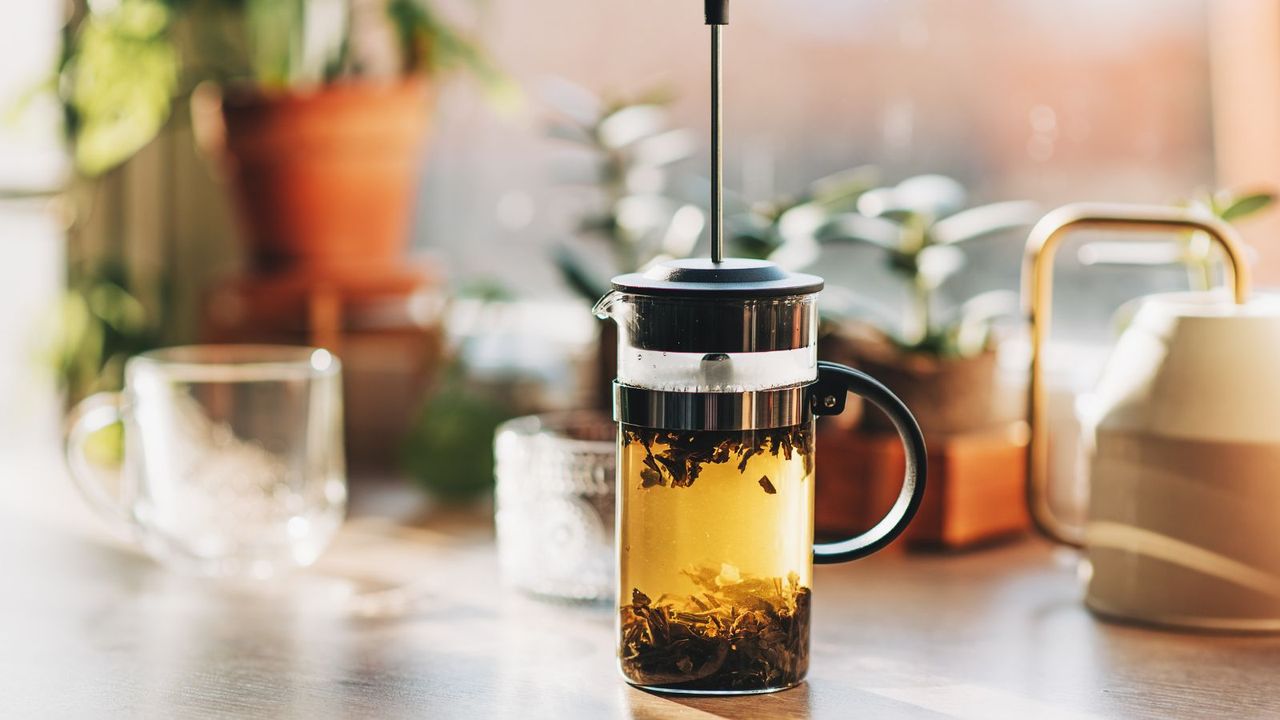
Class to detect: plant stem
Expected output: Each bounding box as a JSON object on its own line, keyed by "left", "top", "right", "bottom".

{"left": 1187, "top": 259, "right": 1214, "bottom": 293}
{"left": 910, "top": 274, "right": 932, "bottom": 347}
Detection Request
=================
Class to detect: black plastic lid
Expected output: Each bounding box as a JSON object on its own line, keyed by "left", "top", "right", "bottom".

{"left": 611, "top": 258, "right": 823, "bottom": 299}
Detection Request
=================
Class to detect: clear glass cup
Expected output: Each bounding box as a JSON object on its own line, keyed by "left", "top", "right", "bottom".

{"left": 494, "top": 412, "right": 615, "bottom": 602}
{"left": 64, "top": 345, "right": 347, "bottom": 578}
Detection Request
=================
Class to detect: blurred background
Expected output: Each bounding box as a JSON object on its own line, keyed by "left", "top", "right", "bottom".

{"left": 3, "top": 0, "right": 1279, "bottom": 518}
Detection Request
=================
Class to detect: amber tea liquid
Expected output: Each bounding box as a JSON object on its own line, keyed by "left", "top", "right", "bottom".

{"left": 617, "top": 421, "right": 814, "bottom": 693}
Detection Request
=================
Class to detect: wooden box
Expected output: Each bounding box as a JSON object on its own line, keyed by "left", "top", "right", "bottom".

{"left": 815, "top": 422, "right": 1030, "bottom": 549}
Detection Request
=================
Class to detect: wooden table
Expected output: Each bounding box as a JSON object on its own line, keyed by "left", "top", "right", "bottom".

{"left": 3, "top": 476, "right": 1280, "bottom": 719}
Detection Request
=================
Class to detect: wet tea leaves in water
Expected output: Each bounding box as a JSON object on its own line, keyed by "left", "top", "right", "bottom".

{"left": 619, "top": 424, "right": 815, "bottom": 692}
{"left": 620, "top": 565, "right": 811, "bottom": 691}
{"left": 622, "top": 426, "right": 812, "bottom": 493}
{"left": 640, "top": 468, "right": 663, "bottom": 488}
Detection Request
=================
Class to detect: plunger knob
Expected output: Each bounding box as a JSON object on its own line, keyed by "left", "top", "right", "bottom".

{"left": 706, "top": 0, "right": 729, "bottom": 25}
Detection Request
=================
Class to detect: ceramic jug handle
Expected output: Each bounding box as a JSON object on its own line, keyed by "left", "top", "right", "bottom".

{"left": 810, "top": 362, "right": 927, "bottom": 563}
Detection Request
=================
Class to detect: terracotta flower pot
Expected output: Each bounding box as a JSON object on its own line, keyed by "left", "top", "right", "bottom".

{"left": 821, "top": 328, "right": 1022, "bottom": 438}
{"left": 216, "top": 78, "right": 433, "bottom": 279}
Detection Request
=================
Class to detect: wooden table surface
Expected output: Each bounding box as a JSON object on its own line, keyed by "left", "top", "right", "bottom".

{"left": 4, "top": 473, "right": 1280, "bottom": 720}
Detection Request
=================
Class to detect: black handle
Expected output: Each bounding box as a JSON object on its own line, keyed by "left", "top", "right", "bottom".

{"left": 810, "top": 361, "right": 927, "bottom": 563}
{"left": 706, "top": 0, "right": 729, "bottom": 24}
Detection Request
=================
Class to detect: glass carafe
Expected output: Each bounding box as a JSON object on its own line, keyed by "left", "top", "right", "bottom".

{"left": 597, "top": 258, "right": 928, "bottom": 695}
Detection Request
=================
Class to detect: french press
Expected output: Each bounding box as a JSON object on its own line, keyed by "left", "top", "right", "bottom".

{"left": 593, "top": 1, "right": 928, "bottom": 694}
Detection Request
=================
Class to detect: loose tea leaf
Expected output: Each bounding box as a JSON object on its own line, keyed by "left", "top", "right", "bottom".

{"left": 623, "top": 424, "right": 813, "bottom": 493}
{"left": 619, "top": 566, "right": 811, "bottom": 691}
{"left": 758, "top": 475, "right": 776, "bottom": 494}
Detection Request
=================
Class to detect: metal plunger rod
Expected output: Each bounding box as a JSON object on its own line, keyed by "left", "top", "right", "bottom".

{"left": 707, "top": 0, "right": 728, "bottom": 263}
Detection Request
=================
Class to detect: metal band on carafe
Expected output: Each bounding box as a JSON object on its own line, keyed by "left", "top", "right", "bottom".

{"left": 613, "top": 382, "right": 812, "bottom": 431}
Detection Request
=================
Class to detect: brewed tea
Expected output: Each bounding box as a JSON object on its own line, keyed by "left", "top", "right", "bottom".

{"left": 618, "top": 423, "right": 814, "bottom": 692}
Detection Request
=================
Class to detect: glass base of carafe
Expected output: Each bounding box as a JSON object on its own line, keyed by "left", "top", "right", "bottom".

{"left": 621, "top": 676, "right": 805, "bottom": 696}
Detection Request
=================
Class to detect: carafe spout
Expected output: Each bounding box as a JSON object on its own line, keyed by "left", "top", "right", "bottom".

{"left": 592, "top": 290, "right": 624, "bottom": 321}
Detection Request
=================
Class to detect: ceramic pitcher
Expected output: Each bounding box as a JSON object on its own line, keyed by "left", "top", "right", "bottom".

{"left": 1024, "top": 203, "right": 1280, "bottom": 632}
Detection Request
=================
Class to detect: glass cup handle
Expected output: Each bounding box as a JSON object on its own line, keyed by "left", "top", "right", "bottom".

{"left": 810, "top": 361, "right": 928, "bottom": 564}
{"left": 64, "top": 392, "right": 137, "bottom": 533}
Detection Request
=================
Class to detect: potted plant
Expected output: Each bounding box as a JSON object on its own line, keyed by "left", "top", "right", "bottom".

{"left": 57, "top": 0, "right": 504, "bottom": 281}
{"left": 46, "top": 0, "right": 503, "bottom": 473}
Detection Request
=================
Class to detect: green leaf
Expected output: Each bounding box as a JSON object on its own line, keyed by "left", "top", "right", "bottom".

{"left": 660, "top": 204, "right": 704, "bottom": 257}
{"left": 546, "top": 119, "right": 594, "bottom": 145}
{"left": 630, "top": 128, "right": 696, "bottom": 167}
{"left": 732, "top": 232, "right": 775, "bottom": 261}
{"left": 931, "top": 200, "right": 1041, "bottom": 245}
{"left": 4, "top": 75, "right": 58, "bottom": 128}
{"left": 1219, "top": 191, "right": 1276, "bottom": 222}
{"left": 454, "top": 278, "right": 515, "bottom": 302}
{"left": 775, "top": 203, "right": 828, "bottom": 244}
{"left": 387, "top": 0, "right": 517, "bottom": 105}
{"left": 877, "top": 208, "right": 919, "bottom": 226}
{"left": 768, "top": 235, "right": 821, "bottom": 270}
{"left": 616, "top": 85, "right": 678, "bottom": 109}
{"left": 577, "top": 214, "right": 618, "bottom": 236}
{"left": 814, "top": 212, "right": 902, "bottom": 251}
{"left": 807, "top": 165, "right": 878, "bottom": 211}
{"left": 64, "top": 0, "right": 180, "bottom": 176}
{"left": 541, "top": 77, "right": 602, "bottom": 126}
{"left": 915, "top": 245, "right": 965, "bottom": 290}
{"left": 941, "top": 290, "right": 1018, "bottom": 358}
{"left": 401, "top": 365, "right": 514, "bottom": 501}
{"left": 553, "top": 245, "right": 609, "bottom": 302}
{"left": 50, "top": 259, "right": 168, "bottom": 401}
{"left": 244, "top": 0, "right": 306, "bottom": 87}
{"left": 888, "top": 174, "right": 967, "bottom": 218}
{"left": 87, "top": 282, "right": 149, "bottom": 335}
{"left": 597, "top": 104, "right": 668, "bottom": 149}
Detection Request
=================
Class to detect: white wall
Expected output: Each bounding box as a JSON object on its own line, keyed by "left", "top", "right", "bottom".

{"left": 0, "top": 3, "right": 65, "bottom": 462}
